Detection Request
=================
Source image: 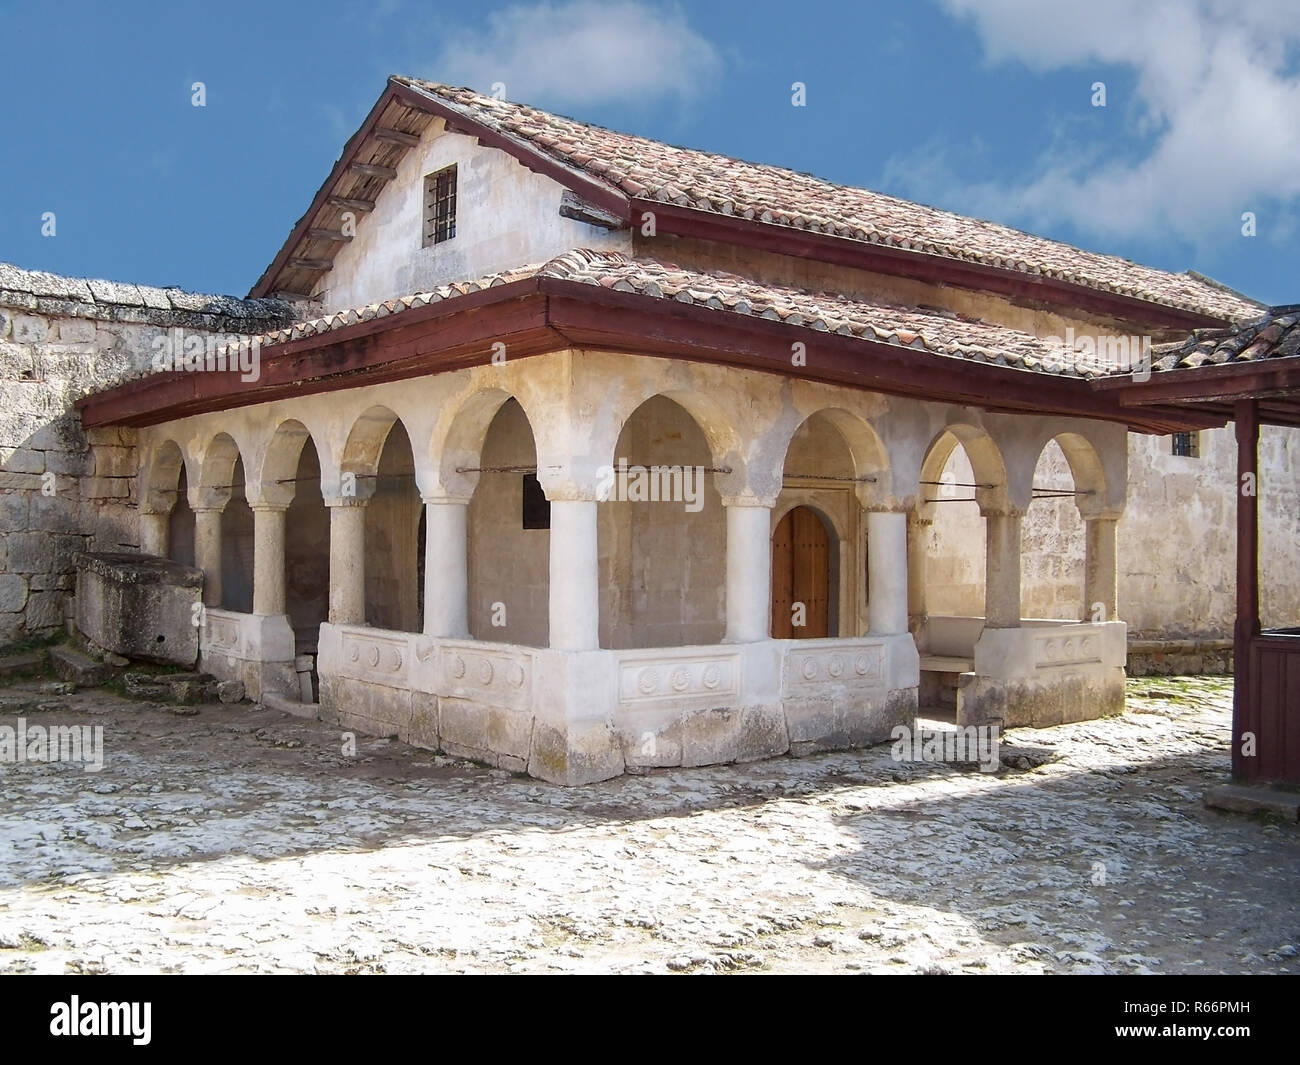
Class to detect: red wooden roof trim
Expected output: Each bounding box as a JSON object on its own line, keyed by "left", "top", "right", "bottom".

{"left": 633, "top": 201, "right": 1229, "bottom": 333}
{"left": 79, "top": 278, "right": 1218, "bottom": 435}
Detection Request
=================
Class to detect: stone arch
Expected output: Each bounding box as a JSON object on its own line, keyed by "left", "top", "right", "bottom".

{"left": 598, "top": 393, "right": 725, "bottom": 649}
{"left": 915, "top": 425, "right": 1007, "bottom": 626}
{"left": 918, "top": 424, "right": 1009, "bottom": 518}
{"left": 141, "top": 439, "right": 193, "bottom": 564}
{"left": 141, "top": 438, "right": 188, "bottom": 513}
{"left": 1018, "top": 432, "right": 1107, "bottom": 622}
{"left": 775, "top": 406, "right": 892, "bottom": 504}
{"left": 432, "top": 387, "right": 545, "bottom": 500}
{"left": 1047, "top": 432, "right": 1107, "bottom": 518}
{"left": 256, "top": 418, "right": 317, "bottom": 507}
{"left": 600, "top": 387, "right": 744, "bottom": 498}
{"left": 195, "top": 432, "right": 242, "bottom": 509}
{"left": 774, "top": 409, "right": 879, "bottom": 637}
{"left": 772, "top": 495, "right": 848, "bottom": 545}
{"left": 467, "top": 397, "right": 548, "bottom": 646}
{"left": 339, "top": 406, "right": 408, "bottom": 500}
{"left": 357, "top": 416, "right": 421, "bottom": 633}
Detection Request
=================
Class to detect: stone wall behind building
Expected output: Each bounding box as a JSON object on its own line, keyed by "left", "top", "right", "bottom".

{"left": 0, "top": 263, "right": 292, "bottom": 645}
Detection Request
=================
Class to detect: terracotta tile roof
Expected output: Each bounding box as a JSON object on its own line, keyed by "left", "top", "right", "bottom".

{"left": 1151, "top": 306, "right": 1300, "bottom": 372}
{"left": 392, "top": 77, "right": 1263, "bottom": 323}
{"left": 225, "top": 250, "right": 1107, "bottom": 379}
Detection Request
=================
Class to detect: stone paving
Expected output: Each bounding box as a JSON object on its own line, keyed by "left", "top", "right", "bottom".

{"left": 0, "top": 675, "right": 1296, "bottom": 974}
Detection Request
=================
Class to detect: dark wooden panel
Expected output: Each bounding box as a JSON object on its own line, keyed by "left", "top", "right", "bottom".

{"left": 1246, "top": 635, "right": 1300, "bottom": 784}
{"left": 771, "top": 507, "right": 829, "bottom": 640}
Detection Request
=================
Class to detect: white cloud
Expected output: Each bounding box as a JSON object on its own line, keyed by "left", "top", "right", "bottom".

{"left": 428, "top": 1, "right": 721, "bottom": 109}
{"left": 894, "top": 0, "right": 1300, "bottom": 249}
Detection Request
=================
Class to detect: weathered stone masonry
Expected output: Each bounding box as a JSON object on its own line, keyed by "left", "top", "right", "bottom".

{"left": 0, "top": 262, "right": 293, "bottom": 644}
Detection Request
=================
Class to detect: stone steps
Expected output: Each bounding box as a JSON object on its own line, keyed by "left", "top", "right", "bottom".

{"left": 0, "top": 649, "right": 46, "bottom": 678}
{"left": 1205, "top": 784, "right": 1300, "bottom": 820}
{"left": 50, "top": 645, "right": 116, "bottom": 687}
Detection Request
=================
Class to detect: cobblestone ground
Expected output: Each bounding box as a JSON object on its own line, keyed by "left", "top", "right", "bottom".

{"left": 0, "top": 675, "right": 1296, "bottom": 974}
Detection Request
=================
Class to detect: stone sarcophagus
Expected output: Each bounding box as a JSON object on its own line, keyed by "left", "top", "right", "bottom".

{"left": 75, "top": 552, "right": 203, "bottom": 666}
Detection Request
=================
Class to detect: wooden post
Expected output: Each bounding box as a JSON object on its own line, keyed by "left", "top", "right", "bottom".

{"left": 1233, "top": 398, "right": 1260, "bottom": 781}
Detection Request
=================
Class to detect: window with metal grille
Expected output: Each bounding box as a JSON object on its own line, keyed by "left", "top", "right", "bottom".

{"left": 422, "top": 164, "right": 457, "bottom": 247}
{"left": 1172, "top": 431, "right": 1200, "bottom": 458}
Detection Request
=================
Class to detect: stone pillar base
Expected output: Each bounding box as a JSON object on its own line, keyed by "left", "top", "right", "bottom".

{"left": 200, "top": 610, "right": 297, "bottom": 702}
{"left": 957, "top": 621, "right": 1127, "bottom": 728}
{"left": 312, "top": 625, "right": 926, "bottom": 786}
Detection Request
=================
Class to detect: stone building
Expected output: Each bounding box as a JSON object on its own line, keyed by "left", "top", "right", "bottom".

{"left": 4, "top": 76, "right": 1295, "bottom": 782}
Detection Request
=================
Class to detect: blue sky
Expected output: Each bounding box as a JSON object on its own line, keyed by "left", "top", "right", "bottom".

{"left": 2, "top": 0, "right": 1297, "bottom": 304}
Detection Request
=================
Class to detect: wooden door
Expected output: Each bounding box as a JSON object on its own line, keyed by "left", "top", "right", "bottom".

{"left": 771, "top": 506, "right": 830, "bottom": 639}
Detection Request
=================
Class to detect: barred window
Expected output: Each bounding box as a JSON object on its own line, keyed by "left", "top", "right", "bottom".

{"left": 422, "top": 164, "right": 457, "bottom": 247}
{"left": 1172, "top": 431, "right": 1200, "bottom": 458}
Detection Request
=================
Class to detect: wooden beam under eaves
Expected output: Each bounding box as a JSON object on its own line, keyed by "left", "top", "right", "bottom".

{"left": 288, "top": 258, "right": 333, "bottom": 271}
{"left": 327, "top": 195, "right": 375, "bottom": 211}
{"left": 374, "top": 126, "right": 420, "bottom": 147}
{"left": 349, "top": 162, "right": 398, "bottom": 180}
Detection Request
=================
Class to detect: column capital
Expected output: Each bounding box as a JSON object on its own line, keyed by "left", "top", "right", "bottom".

{"left": 249, "top": 501, "right": 291, "bottom": 514}
{"left": 188, "top": 484, "right": 232, "bottom": 511}
{"left": 421, "top": 493, "right": 473, "bottom": 508}
{"left": 323, "top": 496, "right": 369, "bottom": 509}
{"left": 978, "top": 503, "right": 1026, "bottom": 520}
{"left": 719, "top": 492, "right": 777, "bottom": 509}
{"left": 1079, "top": 506, "right": 1124, "bottom": 523}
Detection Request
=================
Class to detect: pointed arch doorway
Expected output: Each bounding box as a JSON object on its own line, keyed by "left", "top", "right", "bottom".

{"left": 771, "top": 505, "right": 832, "bottom": 639}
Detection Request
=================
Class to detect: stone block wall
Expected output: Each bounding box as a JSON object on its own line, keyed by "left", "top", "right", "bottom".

{"left": 0, "top": 263, "right": 293, "bottom": 647}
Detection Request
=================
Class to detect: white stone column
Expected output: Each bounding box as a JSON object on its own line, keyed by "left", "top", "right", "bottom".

{"left": 140, "top": 511, "right": 169, "bottom": 557}
{"left": 193, "top": 507, "right": 223, "bottom": 608}
{"left": 867, "top": 510, "right": 909, "bottom": 635}
{"left": 1084, "top": 516, "right": 1119, "bottom": 623}
{"left": 984, "top": 508, "right": 1023, "bottom": 628}
{"left": 549, "top": 499, "right": 600, "bottom": 650}
{"left": 724, "top": 501, "right": 773, "bottom": 643}
{"left": 328, "top": 501, "right": 367, "bottom": 625}
{"left": 906, "top": 513, "right": 931, "bottom": 623}
{"left": 252, "top": 504, "right": 288, "bottom": 616}
{"left": 424, "top": 497, "right": 470, "bottom": 638}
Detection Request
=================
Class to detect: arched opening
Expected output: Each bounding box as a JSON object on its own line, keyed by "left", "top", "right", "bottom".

{"left": 160, "top": 442, "right": 195, "bottom": 566}
{"left": 1021, "top": 438, "right": 1087, "bottom": 620}
{"left": 771, "top": 505, "right": 836, "bottom": 638}
{"left": 219, "top": 456, "right": 255, "bottom": 613}
{"left": 598, "top": 394, "right": 725, "bottom": 649}
{"left": 922, "top": 435, "right": 987, "bottom": 618}
{"left": 466, "top": 398, "right": 547, "bottom": 645}
{"left": 364, "top": 420, "right": 422, "bottom": 632}
{"left": 915, "top": 428, "right": 1005, "bottom": 717}
{"left": 775, "top": 411, "right": 864, "bottom": 638}
{"left": 285, "top": 436, "right": 329, "bottom": 653}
